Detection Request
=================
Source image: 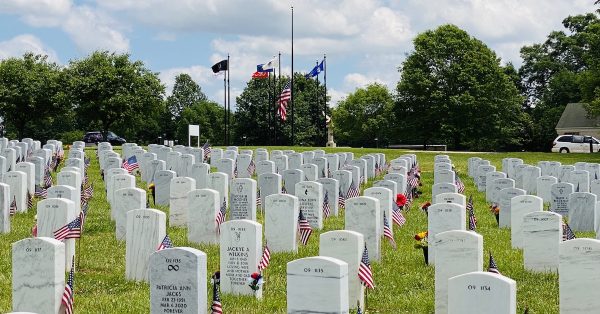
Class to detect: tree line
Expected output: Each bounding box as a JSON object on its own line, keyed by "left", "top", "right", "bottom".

{"left": 0, "top": 8, "right": 599, "bottom": 151}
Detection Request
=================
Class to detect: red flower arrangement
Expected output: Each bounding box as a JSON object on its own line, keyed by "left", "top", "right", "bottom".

{"left": 396, "top": 194, "right": 407, "bottom": 207}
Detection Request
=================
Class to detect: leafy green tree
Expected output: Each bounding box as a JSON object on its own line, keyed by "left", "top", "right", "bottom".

{"left": 0, "top": 53, "right": 67, "bottom": 139}
{"left": 519, "top": 11, "right": 600, "bottom": 150}
{"left": 234, "top": 73, "right": 328, "bottom": 146}
{"left": 65, "top": 51, "right": 165, "bottom": 142}
{"left": 167, "top": 73, "right": 207, "bottom": 118}
{"left": 332, "top": 83, "right": 394, "bottom": 147}
{"left": 175, "top": 100, "right": 225, "bottom": 145}
{"left": 395, "top": 24, "right": 525, "bottom": 151}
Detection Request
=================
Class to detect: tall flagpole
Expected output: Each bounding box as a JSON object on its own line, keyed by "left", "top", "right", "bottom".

{"left": 291, "top": 6, "right": 295, "bottom": 146}
{"left": 278, "top": 52, "right": 281, "bottom": 146}
{"left": 316, "top": 60, "right": 320, "bottom": 144}
{"left": 223, "top": 60, "right": 227, "bottom": 146}
{"left": 324, "top": 53, "right": 327, "bottom": 144}
{"left": 227, "top": 54, "right": 231, "bottom": 146}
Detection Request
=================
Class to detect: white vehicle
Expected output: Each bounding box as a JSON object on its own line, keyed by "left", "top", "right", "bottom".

{"left": 552, "top": 135, "right": 600, "bottom": 153}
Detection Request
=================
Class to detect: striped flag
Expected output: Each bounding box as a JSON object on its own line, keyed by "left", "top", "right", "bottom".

{"left": 391, "top": 202, "right": 406, "bottom": 227}
{"left": 202, "top": 141, "right": 212, "bottom": 162}
{"left": 258, "top": 244, "right": 271, "bottom": 272}
{"left": 323, "top": 191, "right": 331, "bottom": 218}
{"left": 122, "top": 155, "right": 139, "bottom": 174}
{"left": 211, "top": 281, "right": 222, "bottom": 314}
{"left": 455, "top": 174, "right": 465, "bottom": 193}
{"left": 9, "top": 196, "right": 16, "bottom": 215}
{"left": 358, "top": 243, "right": 374, "bottom": 289}
{"left": 278, "top": 81, "right": 291, "bottom": 121}
{"left": 44, "top": 167, "right": 53, "bottom": 188}
{"left": 247, "top": 159, "right": 256, "bottom": 176}
{"left": 347, "top": 182, "right": 360, "bottom": 198}
{"left": 27, "top": 192, "right": 33, "bottom": 209}
{"left": 157, "top": 234, "right": 174, "bottom": 251}
{"left": 256, "top": 189, "right": 262, "bottom": 207}
{"left": 408, "top": 175, "right": 419, "bottom": 189}
{"left": 54, "top": 216, "right": 82, "bottom": 241}
{"left": 31, "top": 222, "right": 37, "bottom": 237}
{"left": 563, "top": 221, "right": 576, "bottom": 241}
{"left": 383, "top": 213, "right": 396, "bottom": 249}
{"left": 467, "top": 195, "right": 477, "bottom": 231}
{"left": 488, "top": 252, "right": 500, "bottom": 274}
{"left": 298, "top": 210, "right": 312, "bottom": 245}
{"left": 338, "top": 188, "right": 345, "bottom": 208}
{"left": 34, "top": 185, "right": 48, "bottom": 198}
{"left": 233, "top": 162, "right": 238, "bottom": 178}
{"left": 216, "top": 198, "right": 227, "bottom": 234}
{"left": 61, "top": 260, "right": 75, "bottom": 314}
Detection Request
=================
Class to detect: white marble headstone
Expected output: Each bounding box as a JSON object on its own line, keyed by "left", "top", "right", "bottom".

{"left": 188, "top": 189, "right": 219, "bottom": 245}
{"left": 230, "top": 178, "right": 257, "bottom": 221}
{"left": 345, "top": 196, "right": 381, "bottom": 262}
{"left": 559, "top": 238, "right": 600, "bottom": 313}
{"left": 448, "top": 271, "right": 516, "bottom": 314}
{"left": 510, "top": 195, "right": 543, "bottom": 249}
{"left": 265, "top": 194, "right": 299, "bottom": 253}
{"left": 126, "top": 208, "right": 166, "bottom": 282}
{"left": 169, "top": 177, "right": 196, "bottom": 227}
{"left": 428, "top": 203, "right": 466, "bottom": 265}
{"left": 522, "top": 211, "right": 561, "bottom": 272}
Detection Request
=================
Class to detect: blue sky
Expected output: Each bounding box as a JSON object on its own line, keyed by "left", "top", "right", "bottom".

{"left": 0, "top": 0, "right": 596, "bottom": 108}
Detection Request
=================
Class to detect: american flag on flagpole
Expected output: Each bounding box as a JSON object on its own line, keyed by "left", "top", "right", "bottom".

{"left": 278, "top": 81, "right": 291, "bottom": 121}
{"left": 122, "top": 155, "right": 139, "bottom": 174}
{"left": 383, "top": 213, "right": 396, "bottom": 249}
{"left": 34, "top": 185, "right": 48, "bottom": 198}
{"left": 455, "top": 174, "right": 465, "bottom": 193}
{"left": 216, "top": 198, "right": 227, "bottom": 234}
{"left": 467, "top": 195, "right": 477, "bottom": 231}
{"left": 9, "top": 196, "right": 16, "bottom": 215}
{"left": 347, "top": 182, "right": 360, "bottom": 198}
{"left": 563, "top": 221, "right": 576, "bottom": 241}
{"left": 247, "top": 159, "right": 256, "bottom": 176}
{"left": 258, "top": 244, "right": 271, "bottom": 272}
{"left": 53, "top": 216, "right": 82, "bottom": 241}
{"left": 211, "top": 282, "right": 223, "bottom": 314}
{"left": 298, "top": 210, "right": 312, "bottom": 245}
{"left": 61, "top": 260, "right": 75, "bottom": 314}
{"left": 323, "top": 191, "right": 331, "bottom": 218}
{"left": 157, "top": 234, "right": 174, "bottom": 251}
{"left": 338, "top": 188, "right": 345, "bottom": 208}
{"left": 358, "top": 243, "right": 374, "bottom": 289}
{"left": 488, "top": 252, "right": 500, "bottom": 274}
{"left": 391, "top": 202, "right": 406, "bottom": 227}
{"left": 202, "top": 141, "right": 212, "bottom": 162}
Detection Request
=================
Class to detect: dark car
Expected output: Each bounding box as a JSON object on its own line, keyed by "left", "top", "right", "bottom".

{"left": 83, "top": 131, "right": 126, "bottom": 146}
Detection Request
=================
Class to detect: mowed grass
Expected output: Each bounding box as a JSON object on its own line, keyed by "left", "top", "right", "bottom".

{"left": 1, "top": 147, "right": 600, "bottom": 313}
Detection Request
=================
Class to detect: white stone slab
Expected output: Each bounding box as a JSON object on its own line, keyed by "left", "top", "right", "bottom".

{"left": 448, "top": 271, "right": 517, "bottom": 314}
{"left": 510, "top": 195, "right": 543, "bottom": 249}
{"left": 522, "top": 211, "right": 561, "bottom": 272}
{"left": 126, "top": 208, "right": 166, "bottom": 282}
{"left": 265, "top": 194, "right": 299, "bottom": 253}
{"left": 559, "top": 238, "right": 600, "bottom": 314}
{"left": 169, "top": 177, "right": 196, "bottom": 227}
{"left": 428, "top": 203, "right": 466, "bottom": 265}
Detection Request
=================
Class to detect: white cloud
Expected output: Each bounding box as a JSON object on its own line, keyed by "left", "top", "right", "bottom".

{"left": 0, "top": 0, "right": 71, "bottom": 27}
{"left": 61, "top": 6, "right": 129, "bottom": 53}
{"left": 0, "top": 34, "right": 59, "bottom": 62}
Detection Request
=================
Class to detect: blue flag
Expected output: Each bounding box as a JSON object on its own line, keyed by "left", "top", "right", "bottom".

{"left": 306, "top": 60, "right": 324, "bottom": 78}
{"left": 257, "top": 64, "right": 274, "bottom": 73}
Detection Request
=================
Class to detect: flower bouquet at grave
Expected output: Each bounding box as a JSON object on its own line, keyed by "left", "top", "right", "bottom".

{"left": 414, "top": 231, "right": 429, "bottom": 265}
{"left": 248, "top": 272, "right": 264, "bottom": 292}
{"left": 395, "top": 193, "right": 407, "bottom": 209}
{"left": 490, "top": 203, "right": 500, "bottom": 225}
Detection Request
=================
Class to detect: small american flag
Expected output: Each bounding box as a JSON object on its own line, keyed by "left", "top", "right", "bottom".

{"left": 298, "top": 210, "right": 312, "bottom": 245}
{"left": 338, "top": 189, "right": 345, "bottom": 208}
{"left": 488, "top": 252, "right": 500, "bottom": 274}
{"left": 391, "top": 202, "right": 406, "bottom": 227}
{"left": 53, "top": 216, "right": 82, "bottom": 241}
{"left": 278, "top": 81, "right": 291, "bottom": 121}
{"left": 256, "top": 189, "right": 262, "bottom": 207}
{"left": 247, "top": 159, "right": 256, "bottom": 176}
{"left": 82, "top": 173, "right": 88, "bottom": 187}
{"left": 80, "top": 202, "right": 90, "bottom": 231}
{"left": 27, "top": 192, "right": 33, "bottom": 209}
{"left": 202, "top": 141, "right": 212, "bottom": 162}
{"left": 358, "top": 243, "right": 374, "bottom": 289}
{"left": 31, "top": 222, "right": 37, "bottom": 237}
{"left": 122, "top": 155, "right": 139, "bottom": 174}
{"left": 216, "top": 198, "right": 227, "bottom": 234}
{"left": 455, "top": 174, "right": 465, "bottom": 193}
{"left": 9, "top": 196, "right": 16, "bottom": 215}
{"left": 383, "top": 213, "right": 396, "bottom": 249}
{"left": 323, "top": 191, "right": 331, "bottom": 218}
{"left": 258, "top": 243, "right": 271, "bottom": 272}
{"left": 34, "top": 185, "right": 48, "bottom": 198}
{"left": 83, "top": 183, "right": 94, "bottom": 200}
{"left": 563, "top": 221, "right": 576, "bottom": 241}
{"left": 84, "top": 156, "right": 90, "bottom": 169}
{"left": 233, "top": 163, "right": 238, "bottom": 178}
{"left": 467, "top": 195, "right": 477, "bottom": 231}
{"left": 211, "top": 282, "right": 222, "bottom": 314}
{"left": 157, "top": 234, "right": 174, "bottom": 251}
{"left": 61, "top": 260, "right": 75, "bottom": 314}
{"left": 408, "top": 175, "right": 419, "bottom": 189}
{"left": 347, "top": 182, "right": 360, "bottom": 198}
{"left": 281, "top": 183, "right": 287, "bottom": 194}
{"left": 404, "top": 187, "right": 413, "bottom": 209}
{"left": 44, "top": 167, "right": 53, "bottom": 188}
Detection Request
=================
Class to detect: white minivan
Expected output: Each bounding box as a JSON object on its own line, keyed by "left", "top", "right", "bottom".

{"left": 552, "top": 135, "right": 600, "bottom": 153}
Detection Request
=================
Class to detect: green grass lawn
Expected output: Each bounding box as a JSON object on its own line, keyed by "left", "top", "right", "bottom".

{"left": 1, "top": 147, "right": 599, "bottom": 313}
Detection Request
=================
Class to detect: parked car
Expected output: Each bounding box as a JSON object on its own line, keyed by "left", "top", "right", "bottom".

{"left": 83, "top": 131, "right": 126, "bottom": 146}
{"left": 551, "top": 135, "right": 600, "bottom": 153}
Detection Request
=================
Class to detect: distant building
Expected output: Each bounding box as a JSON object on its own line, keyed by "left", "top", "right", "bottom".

{"left": 556, "top": 103, "right": 600, "bottom": 138}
